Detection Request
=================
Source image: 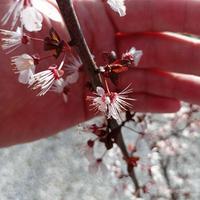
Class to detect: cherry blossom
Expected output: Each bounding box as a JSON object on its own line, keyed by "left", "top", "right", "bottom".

{"left": 1, "top": 0, "right": 42, "bottom": 32}
{"left": 87, "top": 85, "right": 133, "bottom": 120}
{"left": 31, "top": 0, "right": 62, "bottom": 22}
{"left": 11, "top": 54, "right": 35, "bottom": 84}
{"left": 20, "top": 6, "right": 43, "bottom": 32}
{"left": 107, "top": 0, "right": 126, "bottom": 17}
{"left": 0, "top": 27, "right": 28, "bottom": 53}
{"left": 1, "top": 0, "right": 62, "bottom": 32}
{"left": 122, "top": 47, "right": 143, "bottom": 66}
{"left": 29, "top": 59, "right": 65, "bottom": 96}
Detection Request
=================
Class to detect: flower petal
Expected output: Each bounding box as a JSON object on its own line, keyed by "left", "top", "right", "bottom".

{"left": 96, "top": 87, "right": 105, "bottom": 96}
{"left": 31, "top": 0, "right": 62, "bottom": 22}
{"left": 133, "top": 50, "right": 143, "bottom": 66}
{"left": 65, "top": 71, "right": 79, "bottom": 84}
{"left": 18, "top": 69, "right": 34, "bottom": 84}
{"left": 20, "top": 7, "right": 43, "bottom": 32}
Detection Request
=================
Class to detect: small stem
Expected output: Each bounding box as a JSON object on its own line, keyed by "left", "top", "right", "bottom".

{"left": 28, "top": 36, "right": 44, "bottom": 42}
{"left": 100, "top": 150, "right": 107, "bottom": 159}
{"left": 109, "top": 118, "right": 140, "bottom": 196}
{"left": 160, "top": 157, "right": 177, "bottom": 200}
{"left": 123, "top": 125, "right": 142, "bottom": 134}
{"left": 58, "top": 55, "right": 66, "bottom": 70}
{"left": 24, "top": 0, "right": 31, "bottom": 7}
{"left": 104, "top": 79, "right": 110, "bottom": 94}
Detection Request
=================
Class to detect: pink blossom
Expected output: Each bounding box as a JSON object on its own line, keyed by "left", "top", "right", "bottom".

{"left": 122, "top": 47, "right": 143, "bottom": 66}
{"left": 20, "top": 6, "right": 43, "bottom": 32}
{"left": 29, "top": 60, "right": 65, "bottom": 96}
{"left": 31, "top": 0, "right": 62, "bottom": 22}
{"left": 1, "top": 0, "right": 42, "bottom": 32}
{"left": 1, "top": 0, "right": 61, "bottom": 32}
{"left": 87, "top": 85, "right": 134, "bottom": 120}
{"left": 0, "top": 27, "right": 28, "bottom": 53}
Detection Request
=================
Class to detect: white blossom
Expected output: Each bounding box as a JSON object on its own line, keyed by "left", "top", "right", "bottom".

{"left": 20, "top": 6, "right": 43, "bottom": 32}
{"left": 31, "top": 0, "right": 62, "bottom": 22}
{"left": 87, "top": 85, "right": 134, "bottom": 120}
{"left": 11, "top": 54, "right": 35, "bottom": 84}
{"left": 107, "top": 0, "right": 126, "bottom": 17}
{"left": 1, "top": 0, "right": 61, "bottom": 32}
{"left": 122, "top": 47, "right": 143, "bottom": 66}
{"left": 0, "top": 27, "right": 25, "bottom": 53}
{"left": 29, "top": 66, "right": 64, "bottom": 96}
{"left": 29, "top": 57, "right": 65, "bottom": 96}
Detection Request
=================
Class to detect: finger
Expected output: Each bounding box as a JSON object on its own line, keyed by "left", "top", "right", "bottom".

{"left": 117, "top": 32, "right": 200, "bottom": 75}
{"left": 73, "top": 0, "right": 116, "bottom": 64}
{"left": 118, "top": 68, "right": 200, "bottom": 105}
{"left": 131, "top": 93, "right": 180, "bottom": 113}
{"left": 105, "top": 0, "right": 200, "bottom": 35}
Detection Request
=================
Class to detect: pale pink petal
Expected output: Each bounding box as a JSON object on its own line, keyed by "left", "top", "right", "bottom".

{"left": 65, "top": 71, "right": 79, "bottom": 84}
{"left": 18, "top": 69, "right": 34, "bottom": 84}
{"left": 31, "top": 0, "right": 62, "bottom": 22}
{"left": 96, "top": 87, "right": 105, "bottom": 96}
{"left": 133, "top": 50, "right": 143, "bottom": 66}
{"left": 20, "top": 7, "right": 43, "bottom": 32}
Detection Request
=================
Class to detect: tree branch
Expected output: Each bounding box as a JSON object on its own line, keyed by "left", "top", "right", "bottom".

{"left": 56, "top": 0, "right": 140, "bottom": 195}
{"left": 56, "top": 0, "right": 102, "bottom": 89}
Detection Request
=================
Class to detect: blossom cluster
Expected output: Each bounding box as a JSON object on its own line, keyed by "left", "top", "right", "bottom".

{"left": 78, "top": 104, "right": 200, "bottom": 199}
{"left": 2, "top": 0, "right": 62, "bottom": 32}
{"left": 0, "top": 1, "right": 83, "bottom": 102}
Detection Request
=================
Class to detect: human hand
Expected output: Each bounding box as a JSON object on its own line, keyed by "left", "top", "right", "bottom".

{"left": 0, "top": 0, "right": 200, "bottom": 147}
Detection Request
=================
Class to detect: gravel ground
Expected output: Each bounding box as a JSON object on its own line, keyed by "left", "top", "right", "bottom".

{"left": 0, "top": 126, "right": 123, "bottom": 200}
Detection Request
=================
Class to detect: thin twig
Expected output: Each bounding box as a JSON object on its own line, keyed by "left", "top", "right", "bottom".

{"left": 160, "top": 157, "right": 177, "bottom": 200}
